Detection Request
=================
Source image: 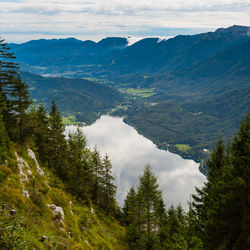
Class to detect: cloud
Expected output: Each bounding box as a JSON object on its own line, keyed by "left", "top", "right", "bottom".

{"left": 0, "top": 0, "right": 250, "bottom": 42}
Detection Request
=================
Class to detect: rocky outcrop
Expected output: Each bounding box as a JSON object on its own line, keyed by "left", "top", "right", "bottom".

{"left": 48, "top": 204, "right": 65, "bottom": 224}
{"left": 15, "top": 152, "right": 31, "bottom": 184}
{"left": 28, "top": 149, "right": 45, "bottom": 176}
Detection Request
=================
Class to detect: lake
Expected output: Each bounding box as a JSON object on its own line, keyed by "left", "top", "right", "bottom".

{"left": 65, "top": 115, "right": 206, "bottom": 210}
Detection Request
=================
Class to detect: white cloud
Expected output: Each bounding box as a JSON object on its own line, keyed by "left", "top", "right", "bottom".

{"left": 0, "top": 0, "right": 250, "bottom": 42}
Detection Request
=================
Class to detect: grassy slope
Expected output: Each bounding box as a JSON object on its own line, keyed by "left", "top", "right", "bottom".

{"left": 0, "top": 144, "right": 126, "bottom": 249}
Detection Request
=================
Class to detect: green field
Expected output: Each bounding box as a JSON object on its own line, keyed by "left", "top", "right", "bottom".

{"left": 119, "top": 88, "right": 155, "bottom": 98}
{"left": 175, "top": 144, "right": 191, "bottom": 152}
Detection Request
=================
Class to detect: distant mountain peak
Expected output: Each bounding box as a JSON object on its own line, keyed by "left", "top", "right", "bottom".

{"left": 97, "top": 37, "right": 128, "bottom": 48}
{"left": 215, "top": 25, "right": 250, "bottom": 37}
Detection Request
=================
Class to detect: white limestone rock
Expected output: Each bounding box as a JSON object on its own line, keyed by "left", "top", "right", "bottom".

{"left": 28, "top": 149, "right": 45, "bottom": 176}
{"left": 15, "top": 152, "right": 30, "bottom": 184}
{"left": 22, "top": 190, "right": 30, "bottom": 198}
{"left": 91, "top": 207, "right": 95, "bottom": 216}
{"left": 48, "top": 204, "right": 65, "bottom": 223}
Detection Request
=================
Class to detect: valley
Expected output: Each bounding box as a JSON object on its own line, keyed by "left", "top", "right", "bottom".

{"left": 9, "top": 25, "right": 250, "bottom": 169}
{"left": 1, "top": 21, "right": 250, "bottom": 249}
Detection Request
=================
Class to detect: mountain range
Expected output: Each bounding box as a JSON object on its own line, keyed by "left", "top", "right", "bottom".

{"left": 8, "top": 25, "right": 250, "bottom": 162}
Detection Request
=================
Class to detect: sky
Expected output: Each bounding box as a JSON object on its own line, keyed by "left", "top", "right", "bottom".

{"left": 1, "top": 0, "right": 250, "bottom": 43}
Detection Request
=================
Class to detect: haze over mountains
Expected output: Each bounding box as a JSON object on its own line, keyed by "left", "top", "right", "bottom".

{"left": 8, "top": 25, "right": 250, "bottom": 162}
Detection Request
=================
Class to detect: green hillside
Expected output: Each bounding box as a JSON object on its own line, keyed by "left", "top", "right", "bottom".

{"left": 0, "top": 145, "right": 126, "bottom": 249}
{"left": 20, "top": 71, "right": 124, "bottom": 124}
{"left": 114, "top": 87, "right": 250, "bottom": 161}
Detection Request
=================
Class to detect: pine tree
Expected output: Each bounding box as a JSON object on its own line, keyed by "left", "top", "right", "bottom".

{"left": 101, "top": 154, "right": 116, "bottom": 215}
{"left": 123, "top": 187, "right": 137, "bottom": 225}
{"left": 192, "top": 112, "right": 250, "bottom": 249}
{"left": 10, "top": 76, "right": 32, "bottom": 143}
{"left": 90, "top": 146, "right": 103, "bottom": 205}
{"left": 0, "top": 113, "right": 8, "bottom": 163}
{"left": 192, "top": 137, "right": 227, "bottom": 248}
{"left": 0, "top": 93, "right": 8, "bottom": 163}
{"left": 123, "top": 187, "right": 141, "bottom": 248}
{"left": 138, "top": 165, "right": 162, "bottom": 236}
{"left": 123, "top": 165, "right": 167, "bottom": 249}
{"left": 156, "top": 198, "right": 168, "bottom": 247}
{"left": 48, "top": 101, "right": 68, "bottom": 179}
{"left": 67, "top": 127, "right": 92, "bottom": 202}
{"left": 226, "top": 111, "right": 250, "bottom": 249}
{"left": 33, "top": 104, "right": 50, "bottom": 164}
{"left": 0, "top": 37, "right": 19, "bottom": 133}
{"left": 0, "top": 37, "right": 18, "bottom": 96}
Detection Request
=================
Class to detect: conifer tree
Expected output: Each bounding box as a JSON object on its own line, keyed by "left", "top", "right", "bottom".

{"left": 122, "top": 187, "right": 137, "bottom": 226}
{"left": 0, "top": 113, "right": 8, "bottom": 163}
{"left": 90, "top": 147, "right": 103, "bottom": 205}
{"left": 0, "top": 37, "right": 19, "bottom": 132}
{"left": 123, "top": 165, "right": 167, "bottom": 249}
{"left": 101, "top": 154, "right": 116, "bottom": 215}
{"left": 10, "top": 76, "right": 32, "bottom": 143}
{"left": 0, "top": 37, "right": 18, "bottom": 96}
{"left": 192, "top": 112, "right": 250, "bottom": 249}
{"left": 226, "top": 111, "right": 250, "bottom": 249}
{"left": 138, "top": 165, "right": 162, "bottom": 236}
{"left": 48, "top": 101, "right": 68, "bottom": 179}
{"left": 0, "top": 93, "right": 8, "bottom": 163}
{"left": 33, "top": 104, "right": 50, "bottom": 164}
{"left": 123, "top": 187, "right": 141, "bottom": 247}
{"left": 156, "top": 197, "right": 168, "bottom": 247}
{"left": 192, "top": 137, "right": 227, "bottom": 248}
{"left": 68, "top": 127, "right": 92, "bottom": 202}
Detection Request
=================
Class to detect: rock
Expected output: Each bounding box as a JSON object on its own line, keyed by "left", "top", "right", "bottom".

{"left": 28, "top": 149, "right": 45, "bottom": 176}
{"left": 48, "top": 204, "right": 65, "bottom": 221}
{"left": 22, "top": 190, "right": 30, "bottom": 198}
{"left": 91, "top": 207, "right": 95, "bottom": 215}
{"left": 69, "top": 200, "right": 73, "bottom": 215}
{"left": 10, "top": 209, "right": 17, "bottom": 216}
{"left": 26, "top": 169, "right": 32, "bottom": 176}
{"left": 40, "top": 235, "right": 48, "bottom": 242}
{"left": 15, "top": 152, "right": 31, "bottom": 184}
{"left": 2, "top": 204, "right": 8, "bottom": 210}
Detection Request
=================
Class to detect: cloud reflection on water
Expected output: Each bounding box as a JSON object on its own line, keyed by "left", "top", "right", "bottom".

{"left": 65, "top": 115, "right": 206, "bottom": 210}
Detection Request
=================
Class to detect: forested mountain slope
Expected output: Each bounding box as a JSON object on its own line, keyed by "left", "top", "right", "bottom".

{"left": 143, "top": 39, "right": 250, "bottom": 95}
{"left": 20, "top": 71, "right": 124, "bottom": 123}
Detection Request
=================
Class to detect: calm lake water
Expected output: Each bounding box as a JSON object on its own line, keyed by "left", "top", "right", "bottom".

{"left": 65, "top": 115, "right": 206, "bottom": 210}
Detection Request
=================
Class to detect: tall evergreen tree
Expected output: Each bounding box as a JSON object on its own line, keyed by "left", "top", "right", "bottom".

{"left": 67, "top": 127, "right": 92, "bottom": 202}
{"left": 10, "top": 76, "right": 32, "bottom": 143}
{"left": 90, "top": 147, "right": 103, "bottom": 205}
{"left": 123, "top": 187, "right": 141, "bottom": 248}
{"left": 101, "top": 154, "right": 116, "bottom": 215}
{"left": 0, "top": 37, "right": 19, "bottom": 132}
{"left": 48, "top": 101, "right": 68, "bottom": 179}
{"left": 0, "top": 37, "right": 18, "bottom": 96}
{"left": 138, "top": 165, "right": 162, "bottom": 237}
{"left": 192, "top": 111, "right": 250, "bottom": 249}
{"left": 0, "top": 93, "right": 8, "bottom": 163}
{"left": 123, "top": 165, "right": 167, "bottom": 249}
{"left": 226, "top": 111, "right": 250, "bottom": 249}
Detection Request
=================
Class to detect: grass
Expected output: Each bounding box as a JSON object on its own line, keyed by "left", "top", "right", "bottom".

{"left": 62, "top": 115, "right": 77, "bottom": 125}
{"left": 0, "top": 145, "right": 127, "bottom": 249}
{"left": 119, "top": 87, "right": 155, "bottom": 98}
{"left": 175, "top": 144, "right": 191, "bottom": 152}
